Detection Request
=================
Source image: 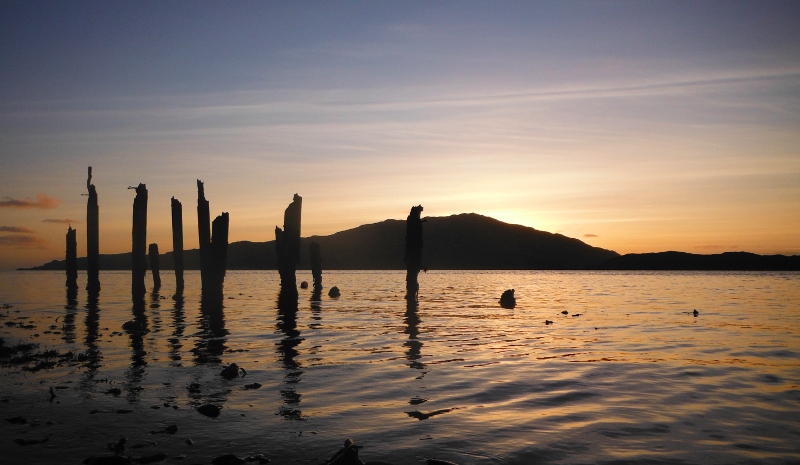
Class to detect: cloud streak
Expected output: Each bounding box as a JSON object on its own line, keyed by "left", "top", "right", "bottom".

{"left": 0, "top": 194, "right": 59, "bottom": 209}
{"left": 0, "top": 226, "right": 35, "bottom": 233}
{"left": 42, "top": 218, "right": 79, "bottom": 224}
{"left": 0, "top": 234, "right": 48, "bottom": 249}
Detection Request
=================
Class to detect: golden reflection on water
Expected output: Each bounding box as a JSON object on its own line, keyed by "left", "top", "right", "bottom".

{"left": 0, "top": 270, "right": 798, "bottom": 464}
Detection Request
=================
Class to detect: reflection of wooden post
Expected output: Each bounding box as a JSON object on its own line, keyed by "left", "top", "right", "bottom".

{"left": 197, "top": 180, "right": 211, "bottom": 291}
{"left": 86, "top": 167, "right": 100, "bottom": 292}
{"left": 132, "top": 183, "right": 148, "bottom": 297}
{"left": 276, "top": 194, "right": 302, "bottom": 293}
{"left": 310, "top": 242, "right": 322, "bottom": 291}
{"left": 404, "top": 205, "right": 424, "bottom": 301}
{"left": 66, "top": 226, "right": 78, "bottom": 291}
{"left": 171, "top": 197, "right": 184, "bottom": 291}
{"left": 149, "top": 243, "right": 161, "bottom": 290}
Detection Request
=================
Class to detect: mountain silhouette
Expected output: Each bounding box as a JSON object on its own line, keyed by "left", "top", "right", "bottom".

{"left": 594, "top": 251, "right": 800, "bottom": 271}
{"left": 24, "top": 213, "right": 618, "bottom": 271}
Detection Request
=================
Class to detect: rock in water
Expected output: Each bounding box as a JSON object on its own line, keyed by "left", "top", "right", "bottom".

{"left": 300, "top": 281, "right": 308, "bottom": 289}
{"left": 322, "top": 438, "right": 363, "bottom": 465}
{"left": 211, "top": 455, "right": 245, "bottom": 465}
{"left": 220, "top": 363, "right": 244, "bottom": 380}
{"left": 499, "top": 289, "right": 516, "bottom": 309}
{"left": 196, "top": 404, "right": 221, "bottom": 418}
{"left": 328, "top": 286, "right": 341, "bottom": 298}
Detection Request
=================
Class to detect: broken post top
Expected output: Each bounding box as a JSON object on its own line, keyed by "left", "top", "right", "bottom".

{"left": 135, "top": 183, "right": 147, "bottom": 195}
{"left": 197, "top": 179, "right": 205, "bottom": 199}
{"left": 87, "top": 166, "right": 97, "bottom": 196}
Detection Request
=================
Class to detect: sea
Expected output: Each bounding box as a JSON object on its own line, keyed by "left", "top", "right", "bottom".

{"left": 0, "top": 270, "right": 799, "bottom": 465}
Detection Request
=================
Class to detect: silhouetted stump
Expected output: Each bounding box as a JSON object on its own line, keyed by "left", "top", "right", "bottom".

{"left": 404, "top": 205, "right": 424, "bottom": 302}
{"left": 328, "top": 286, "right": 340, "bottom": 298}
{"left": 197, "top": 180, "right": 229, "bottom": 297}
{"left": 148, "top": 243, "right": 161, "bottom": 291}
{"left": 66, "top": 226, "right": 78, "bottom": 292}
{"left": 499, "top": 289, "right": 516, "bottom": 309}
{"left": 310, "top": 241, "right": 322, "bottom": 291}
{"left": 171, "top": 197, "right": 184, "bottom": 291}
{"left": 131, "top": 184, "right": 148, "bottom": 298}
{"left": 276, "top": 194, "right": 302, "bottom": 297}
{"left": 86, "top": 167, "right": 100, "bottom": 292}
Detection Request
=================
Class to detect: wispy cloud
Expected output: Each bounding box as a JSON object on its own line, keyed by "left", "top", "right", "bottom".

{"left": 0, "top": 234, "right": 48, "bottom": 249}
{"left": 42, "top": 218, "right": 78, "bottom": 224}
{"left": 0, "top": 194, "right": 59, "bottom": 209}
{"left": 584, "top": 233, "right": 598, "bottom": 238}
{"left": 0, "top": 226, "right": 35, "bottom": 233}
{"left": 695, "top": 245, "right": 738, "bottom": 250}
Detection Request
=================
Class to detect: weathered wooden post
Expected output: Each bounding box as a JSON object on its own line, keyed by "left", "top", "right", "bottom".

{"left": 276, "top": 194, "right": 302, "bottom": 296}
{"left": 131, "top": 183, "right": 148, "bottom": 297}
{"left": 196, "top": 180, "right": 228, "bottom": 297}
{"left": 197, "top": 180, "right": 211, "bottom": 291}
{"left": 149, "top": 243, "right": 161, "bottom": 291}
{"left": 310, "top": 242, "right": 322, "bottom": 291}
{"left": 404, "top": 205, "right": 424, "bottom": 302}
{"left": 209, "top": 212, "right": 229, "bottom": 295}
{"left": 171, "top": 197, "right": 184, "bottom": 291}
{"left": 66, "top": 226, "right": 78, "bottom": 291}
{"left": 86, "top": 167, "right": 100, "bottom": 292}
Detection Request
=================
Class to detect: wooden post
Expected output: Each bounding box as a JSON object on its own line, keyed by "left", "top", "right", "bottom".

{"left": 132, "top": 183, "right": 148, "bottom": 297}
{"left": 276, "top": 194, "right": 302, "bottom": 295}
{"left": 171, "top": 197, "right": 184, "bottom": 291}
{"left": 404, "top": 205, "right": 424, "bottom": 302}
{"left": 209, "top": 212, "right": 229, "bottom": 296}
{"left": 310, "top": 242, "right": 322, "bottom": 291}
{"left": 149, "top": 243, "right": 161, "bottom": 290}
{"left": 197, "top": 180, "right": 211, "bottom": 291}
{"left": 66, "top": 226, "right": 78, "bottom": 291}
{"left": 86, "top": 167, "right": 100, "bottom": 292}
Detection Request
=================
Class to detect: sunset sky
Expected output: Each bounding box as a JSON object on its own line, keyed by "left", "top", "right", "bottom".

{"left": 1, "top": 1, "right": 798, "bottom": 270}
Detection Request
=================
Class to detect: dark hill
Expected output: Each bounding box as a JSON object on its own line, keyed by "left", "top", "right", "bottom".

{"left": 595, "top": 251, "right": 800, "bottom": 271}
{"left": 23, "top": 213, "right": 618, "bottom": 270}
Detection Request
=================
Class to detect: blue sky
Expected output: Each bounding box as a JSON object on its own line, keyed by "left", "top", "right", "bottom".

{"left": 1, "top": 1, "right": 798, "bottom": 269}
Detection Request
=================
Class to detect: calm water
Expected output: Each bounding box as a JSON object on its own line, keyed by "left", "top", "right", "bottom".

{"left": 1, "top": 270, "right": 799, "bottom": 465}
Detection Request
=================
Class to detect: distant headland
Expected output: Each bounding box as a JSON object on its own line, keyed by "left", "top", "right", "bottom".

{"left": 20, "top": 213, "right": 800, "bottom": 271}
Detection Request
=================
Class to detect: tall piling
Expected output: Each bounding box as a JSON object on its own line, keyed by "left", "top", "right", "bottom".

{"left": 197, "top": 180, "right": 211, "bottom": 290}
{"left": 197, "top": 180, "right": 228, "bottom": 297}
{"left": 171, "top": 197, "right": 184, "bottom": 292}
{"left": 149, "top": 243, "right": 161, "bottom": 291}
{"left": 209, "top": 213, "right": 229, "bottom": 295}
{"left": 66, "top": 226, "right": 78, "bottom": 291}
{"left": 310, "top": 242, "right": 322, "bottom": 291}
{"left": 86, "top": 167, "right": 100, "bottom": 292}
{"left": 404, "top": 205, "right": 424, "bottom": 302}
{"left": 131, "top": 183, "right": 148, "bottom": 298}
{"left": 276, "top": 194, "right": 302, "bottom": 296}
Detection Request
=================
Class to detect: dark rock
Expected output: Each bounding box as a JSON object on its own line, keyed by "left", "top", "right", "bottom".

{"left": 243, "top": 383, "right": 262, "bottom": 390}
{"left": 322, "top": 438, "right": 363, "bottom": 465}
{"left": 196, "top": 404, "right": 221, "bottom": 418}
{"left": 85, "top": 456, "right": 132, "bottom": 465}
{"left": 328, "top": 286, "right": 341, "bottom": 298}
{"left": 133, "top": 453, "right": 167, "bottom": 464}
{"left": 5, "top": 416, "right": 26, "bottom": 424}
{"left": 211, "top": 454, "right": 246, "bottom": 465}
{"left": 220, "top": 363, "right": 245, "bottom": 380}
{"left": 561, "top": 310, "right": 568, "bottom": 315}
{"left": 545, "top": 320, "right": 553, "bottom": 325}
{"left": 117, "top": 409, "right": 133, "bottom": 414}
{"left": 165, "top": 425, "right": 177, "bottom": 434}
{"left": 499, "top": 289, "right": 516, "bottom": 309}
{"left": 106, "top": 388, "right": 122, "bottom": 395}
{"left": 187, "top": 382, "right": 201, "bottom": 393}
{"left": 693, "top": 309, "right": 699, "bottom": 317}
{"left": 14, "top": 437, "right": 48, "bottom": 445}
{"left": 300, "top": 281, "right": 308, "bottom": 289}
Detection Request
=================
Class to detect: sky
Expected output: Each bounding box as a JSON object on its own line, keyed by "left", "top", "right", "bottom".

{"left": 1, "top": 0, "right": 798, "bottom": 270}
